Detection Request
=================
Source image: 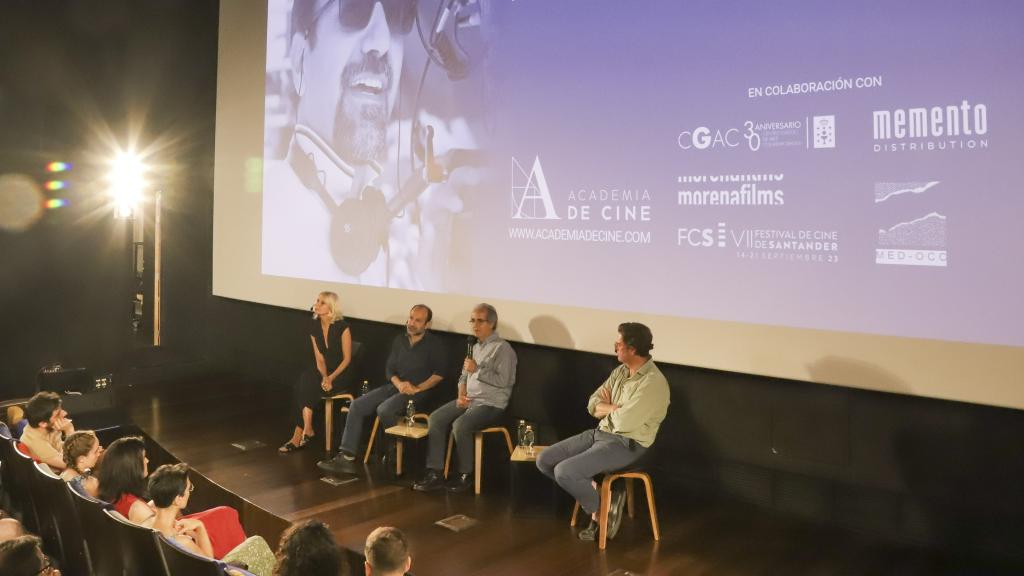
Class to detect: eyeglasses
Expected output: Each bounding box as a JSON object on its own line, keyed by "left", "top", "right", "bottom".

{"left": 469, "top": 318, "right": 488, "bottom": 324}
{"left": 37, "top": 556, "right": 58, "bottom": 575}
{"left": 317, "top": 0, "right": 416, "bottom": 36}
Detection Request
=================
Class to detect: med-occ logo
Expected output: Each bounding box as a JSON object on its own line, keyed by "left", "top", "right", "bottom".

{"left": 511, "top": 156, "right": 559, "bottom": 220}
{"left": 873, "top": 181, "right": 947, "bottom": 267}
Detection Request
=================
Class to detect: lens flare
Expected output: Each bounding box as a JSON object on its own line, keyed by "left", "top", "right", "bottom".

{"left": 45, "top": 161, "right": 71, "bottom": 173}
{"left": 45, "top": 198, "right": 67, "bottom": 209}
{"left": 44, "top": 180, "right": 67, "bottom": 191}
{"left": 0, "top": 173, "right": 44, "bottom": 232}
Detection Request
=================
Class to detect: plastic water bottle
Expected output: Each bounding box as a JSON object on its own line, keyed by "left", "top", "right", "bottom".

{"left": 405, "top": 399, "right": 416, "bottom": 428}
{"left": 360, "top": 379, "right": 370, "bottom": 396}
{"left": 516, "top": 419, "right": 527, "bottom": 447}
{"left": 523, "top": 425, "right": 535, "bottom": 455}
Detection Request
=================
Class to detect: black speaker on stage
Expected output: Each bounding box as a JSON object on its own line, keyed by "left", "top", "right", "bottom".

{"left": 36, "top": 366, "right": 122, "bottom": 428}
{"left": 37, "top": 366, "right": 94, "bottom": 394}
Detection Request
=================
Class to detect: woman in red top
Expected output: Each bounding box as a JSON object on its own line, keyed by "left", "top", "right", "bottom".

{"left": 96, "top": 436, "right": 246, "bottom": 559}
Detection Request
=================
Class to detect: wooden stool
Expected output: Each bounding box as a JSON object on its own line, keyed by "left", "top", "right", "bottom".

{"left": 323, "top": 393, "right": 354, "bottom": 453}
{"left": 570, "top": 470, "right": 659, "bottom": 550}
{"left": 383, "top": 413, "right": 430, "bottom": 476}
{"left": 366, "top": 412, "right": 431, "bottom": 466}
{"left": 443, "top": 426, "right": 514, "bottom": 494}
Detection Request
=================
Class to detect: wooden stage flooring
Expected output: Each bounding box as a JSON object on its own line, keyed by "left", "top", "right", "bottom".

{"left": 116, "top": 373, "right": 1017, "bottom": 576}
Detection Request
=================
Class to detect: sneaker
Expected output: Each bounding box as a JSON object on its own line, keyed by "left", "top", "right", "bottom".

{"left": 412, "top": 469, "right": 445, "bottom": 492}
{"left": 577, "top": 519, "right": 598, "bottom": 541}
{"left": 316, "top": 451, "right": 360, "bottom": 475}
{"left": 445, "top": 473, "right": 473, "bottom": 493}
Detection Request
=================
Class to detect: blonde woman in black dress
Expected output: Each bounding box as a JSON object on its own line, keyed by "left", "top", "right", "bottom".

{"left": 279, "top": 291, "right": 353, "bottom": 452}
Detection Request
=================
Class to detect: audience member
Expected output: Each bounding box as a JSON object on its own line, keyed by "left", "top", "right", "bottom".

{"left": 364, "top": 526, "right": 411, "bottom": 576}
{"left": 149, "top": 464, "right": 274, "bottom": 573}
{"left": 0, "top": 534, "right": 59, "bottom": 575}
{"left": 61, "top": 430, "right": 102, "bottom": 497}
{"left": 18, "top": 392, "right": 74, "bottom": 470}
{"left": 0, "top": 517, "right": 25, "bottom": 543}
{"left": 96, "top": 436, "right": 154, "bottom": 523}
{"left": 4, "top": 406, "right": 27, "bottom": 438}
{"left": 273, "top": 519, "right": 346, "bottom": 576}
{"left": 96, "top": 437, "right": 249, "bottom": 558}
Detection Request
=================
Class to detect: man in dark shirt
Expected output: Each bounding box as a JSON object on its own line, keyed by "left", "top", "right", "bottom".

{"left": 318, "top": 304, "right": 446, "bottom": 476}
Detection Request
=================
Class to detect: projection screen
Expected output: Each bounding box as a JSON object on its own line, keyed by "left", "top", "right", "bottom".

{"left": 214, "top": 0, "right": 1024, "bottom": 409}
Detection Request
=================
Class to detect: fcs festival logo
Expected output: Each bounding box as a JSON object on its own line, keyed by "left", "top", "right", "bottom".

{"left": 511, "top": 156, "right": 560, "bottom": 219}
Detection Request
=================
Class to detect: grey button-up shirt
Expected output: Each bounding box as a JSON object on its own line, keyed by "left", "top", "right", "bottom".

{"left": 460, "top": 332, "right": 518, "bottom": 410}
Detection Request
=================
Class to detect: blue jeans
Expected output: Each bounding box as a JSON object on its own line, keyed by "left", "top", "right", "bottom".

{"left": 339, "top": 385, "right": 433, "bottom": 456}
{"left": 536, "top": 429, "right": 645, "bottom": 515}
{"left": 425, "top": 400, "right": 505, "bottom": 475}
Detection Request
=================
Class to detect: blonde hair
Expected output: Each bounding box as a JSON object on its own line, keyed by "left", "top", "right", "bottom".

{"left": 63, "top": 430, "right": 98, "bottom": 472}
{"left": 5, "top": 405, "right": 24, "bottom": 425}
{"left": 315, "top": 291, "right": 344, "bottom": 323}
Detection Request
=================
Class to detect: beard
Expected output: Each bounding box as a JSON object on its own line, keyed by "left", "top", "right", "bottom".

{"left": 333, "top": 52, "right": 393, "bottom": 165}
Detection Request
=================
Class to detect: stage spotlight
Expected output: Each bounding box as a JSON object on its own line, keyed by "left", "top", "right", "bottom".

{"left": 107, "top": 152, "right": 147, "bottom": 218}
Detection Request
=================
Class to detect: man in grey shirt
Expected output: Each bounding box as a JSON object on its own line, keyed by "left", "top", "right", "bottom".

{"left": 537, "top": 322, "right": 670, "bottom": 542}
{"left": 413, "top": 303, "right": 518, "bottom": 493}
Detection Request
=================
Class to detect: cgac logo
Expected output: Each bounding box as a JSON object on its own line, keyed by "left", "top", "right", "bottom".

{"left": 678, "top": 123, "right": 760, "bottom": 151}
{"left": 677, "top": 223, "right": 727, "bottom": 247}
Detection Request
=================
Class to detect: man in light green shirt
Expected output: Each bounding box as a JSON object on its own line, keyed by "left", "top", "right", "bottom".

{"left": 537, "top": 323, "right": 670, "bottom": 542}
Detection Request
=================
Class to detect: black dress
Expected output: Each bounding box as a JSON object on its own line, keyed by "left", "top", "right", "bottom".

{"left": 292, "top": 318, "right": 353, "bottom": 428}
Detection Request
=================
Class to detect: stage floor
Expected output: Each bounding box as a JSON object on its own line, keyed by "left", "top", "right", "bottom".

{"left": 116, "top": 373, "right": 1015, "bottom": 576}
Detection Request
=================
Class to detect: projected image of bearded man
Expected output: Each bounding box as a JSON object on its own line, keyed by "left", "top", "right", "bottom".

{"left": 260, "top": 0, "right": 413, "bottom": 285}
{"left": 292, "top": 0, "right": 406, "bottom": 172}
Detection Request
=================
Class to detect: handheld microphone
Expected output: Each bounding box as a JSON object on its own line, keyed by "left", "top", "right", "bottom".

{"left": 466, "top": 335, "right": 477, "bottom": 359}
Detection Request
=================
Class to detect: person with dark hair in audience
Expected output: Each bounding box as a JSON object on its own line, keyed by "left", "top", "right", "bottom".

{"left": 97, "top": 436, "right": 153, "bottom": 522}
{"left": 61, "top": 430, "right": 102, "bottom": 497}
{"left": 364, "top": 526, "right": 411, "bottom": 576}
{"left": 97, "top": 437, "right": 249, "bottom": 559}
{"left": 149, "top": 463, "right": 275, "bottom": 574}
{"left": 273, "top": 519, "right": 347, "bottom": 576}
{"left": 0, "top": 534, "right": 59, "bottom": 575}
{"left": 148, "top": 463, "right": 215, "bottom": 556}
{"left": 537, "top": 322, "right": 670, "bottom": 542}
{"left": 318, "top": 304, "right": 446, "bottom": 475}
{"left": 281, "top": 291, "right": 355, "bottom": 453}
{"left": 18, "top": 391, "right": 74, "bottom": 470}
{"left": 413, "top": 303, "right": 517, "bottom": 493}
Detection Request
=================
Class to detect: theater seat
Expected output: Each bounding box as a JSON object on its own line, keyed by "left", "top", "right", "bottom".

{"left": 42, "top": 478, "right": 93, "bottom": 576}
{"left": 6, "top": 441, "right": 41, "bottom": 533}
{"left": 105, "top": 509, "right": 170, "bottom": 575}
{"left": 157, "top": 532, "right": 227, "bottom": 576}
{"left": 69, "top": 487, "right": 123, "bottom": 576}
